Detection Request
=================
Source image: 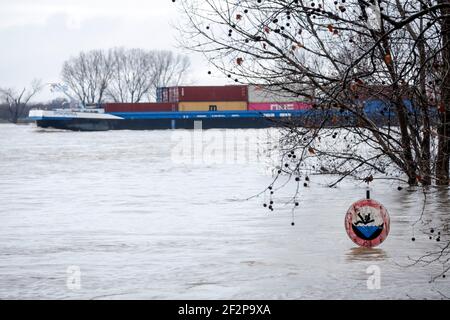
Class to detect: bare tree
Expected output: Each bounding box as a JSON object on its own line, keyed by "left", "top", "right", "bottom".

{"left": 62, "top": 48, "right": 190, "bottom": 103}
{"left": 61, "top": 50, "right": 114, "bottom": 106}
{"left": 175, "top": 0, "right": 450, "bottom": 281}
{"left": 149, "top": 50, "right": 191, "bottom": 100}
{"left": 436, "top": 0, "right": 450, "bottom": 185}
{"left": 106, "top": 48, "right": 155, "bottom": 103}
{"left": 0, "top": 79, "right": 42, "bottom": 123}
{"left": 176, "top": 0, "right": 450, "bottom": 187}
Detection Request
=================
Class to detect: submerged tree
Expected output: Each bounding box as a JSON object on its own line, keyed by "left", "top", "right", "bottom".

{"left": 175, "top": 0, "right": 450, "bottom": 187}
{"left": 0, "top": 79, "right": 42, "bottom": 123}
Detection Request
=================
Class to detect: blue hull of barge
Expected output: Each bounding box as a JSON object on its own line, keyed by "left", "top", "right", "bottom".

{"left": 34, "top": 110, "right": 310, "bottom": 131}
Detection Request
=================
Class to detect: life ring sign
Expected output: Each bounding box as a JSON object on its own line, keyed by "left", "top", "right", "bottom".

{"left": 345, "top": 199, "right": 390, "bottom": 248}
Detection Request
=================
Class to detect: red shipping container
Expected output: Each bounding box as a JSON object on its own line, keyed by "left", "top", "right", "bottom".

{"left": 175, "top": 85, "right": 248, "bottom": 102}
{"left": 103, "top": 103, "right": 178, "bottom": 113}
{"left": 248, "top": 102, "right": 312, "bottom": 111}
{"left": 168, "top": 87, "right": 179, "bottom": 103}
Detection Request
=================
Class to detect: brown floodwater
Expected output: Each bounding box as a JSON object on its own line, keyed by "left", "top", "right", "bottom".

{"left": 0, "top": 123, "right": 449, "bottom": 299}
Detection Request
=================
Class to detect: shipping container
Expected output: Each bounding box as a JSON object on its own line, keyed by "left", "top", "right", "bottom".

{"left": 103, "top": 103, "right": 178, "bottom": 113}
{"left": 156, "top": 85, "right": 248, "bottom": 103}
{"left": 248, "top": 102, "right": 312, "bottom": 111}
{"left": 248, "top": 85, "right": 301, "bottom": 103}
{"left": 178, "top": 101, "right": 247, "bottom": 112}
{"left": 175, "top": 86, "right": 248, "bottom": 102}
{"left": 168, "top": 87, "right": 179, "bottom": 102}
{"left": 162, "top": 88, "right": 169, "bottom": 103}
{"left": 156, "top": 88, "right": 164, "bottom": 103}
{"left": 156, "top": 87, "right": 180, "bottom": 103}
{"left": 363, "top": 99, "right": 414, "bottom": 114}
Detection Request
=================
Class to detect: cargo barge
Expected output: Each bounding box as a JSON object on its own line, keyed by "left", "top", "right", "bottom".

{"left": 29, "top": 84, "right": 407, "bottom": 131}
{"left": 29, "top": 85, "right": 315, "bottom": 131}
{"left": 29, "top": 109, "right": 310, "bottom": 131}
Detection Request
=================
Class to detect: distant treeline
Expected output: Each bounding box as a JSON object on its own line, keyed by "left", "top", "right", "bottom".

{"left": 0, "top": 98, "right": 67, "bottom": 122}
{"left": 0, "top": 48, "right": 191, "bottom": 124}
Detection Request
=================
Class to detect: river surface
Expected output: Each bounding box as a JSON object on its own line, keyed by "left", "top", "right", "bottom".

{"left": 0, "top": 123, "right": 449, "bottom": 299}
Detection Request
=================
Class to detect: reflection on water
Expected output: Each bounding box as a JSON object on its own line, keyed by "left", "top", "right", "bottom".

{"left": 0, "top": 124, "right": 449, "bottom": 299}
{"left": 345, "top": 247, "right": 388, "bottom": 262}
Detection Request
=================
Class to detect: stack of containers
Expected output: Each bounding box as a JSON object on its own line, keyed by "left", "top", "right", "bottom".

{"left": 247, "top": 85, "right": 312, "bottom": 111}
{"left": 158, "top": 85, "right": 248, "bottom": 111}
{"left": 103, "top": 103, "right": 178, "bottom": 113}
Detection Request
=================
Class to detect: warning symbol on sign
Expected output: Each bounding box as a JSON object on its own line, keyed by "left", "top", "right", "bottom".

{"left": 345, "top": 199, "right": 390, "bottom": 248}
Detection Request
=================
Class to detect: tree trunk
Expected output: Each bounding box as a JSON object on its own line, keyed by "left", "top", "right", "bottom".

{"left": 436, "top": 0, "right": 450, "bottom": 185}
{"left": 8, "top": 105, "right": 19, "bottom": 124}
{"left": 418, "top": 30, "right": 432, "bottom": 185}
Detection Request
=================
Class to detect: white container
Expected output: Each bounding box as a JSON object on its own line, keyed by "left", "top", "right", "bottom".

{"left": 248, "top": 85, "right": 301, "bottom": 103}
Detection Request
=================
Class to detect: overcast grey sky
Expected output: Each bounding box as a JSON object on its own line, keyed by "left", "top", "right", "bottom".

{"left": 0, "top": 0, "right": 227, "bottom": 102}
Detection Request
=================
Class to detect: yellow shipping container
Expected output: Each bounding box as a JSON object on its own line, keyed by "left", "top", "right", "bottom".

{"left": 178, "top": 101, "right": 247, "bottom": 112}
